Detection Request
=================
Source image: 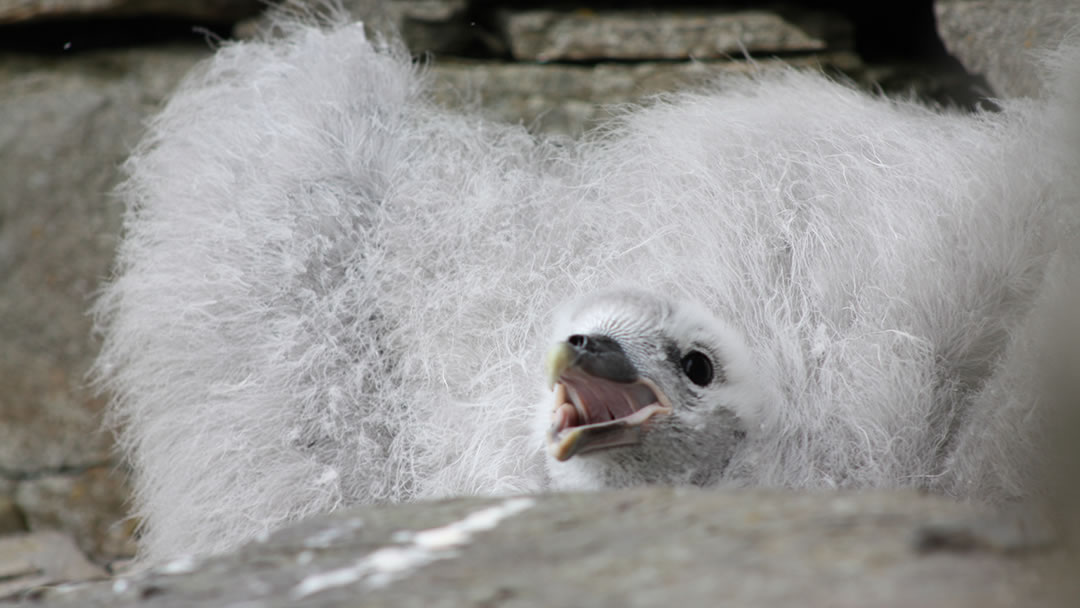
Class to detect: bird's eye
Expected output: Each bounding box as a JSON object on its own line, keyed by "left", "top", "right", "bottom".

{"left": 680, "top": 351, "right": 714, "bottom": 387}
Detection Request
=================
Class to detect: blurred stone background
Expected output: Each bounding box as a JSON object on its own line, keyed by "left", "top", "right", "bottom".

{"left": 0, "top": 0, "right": 1074, "bottom": 596}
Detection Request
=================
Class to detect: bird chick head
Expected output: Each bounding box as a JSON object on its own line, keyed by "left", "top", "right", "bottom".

{"left": 540, "top": 288, "right": 762, "bottom": 489}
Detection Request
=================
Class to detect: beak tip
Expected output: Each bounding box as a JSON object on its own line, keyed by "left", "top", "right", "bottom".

{"left": 544, "top": 341, "right": 574, "bottom": 390}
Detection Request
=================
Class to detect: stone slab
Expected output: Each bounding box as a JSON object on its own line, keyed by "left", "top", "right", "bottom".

{"left": 0, "top": 46, "right": 205, "bottom": 566}
{"left": 0, "top": 46, "right": 206, "bottom": 474}
{"left": 0, "top": 0, "right": 262, "bottom": 24}
{"left": 430, "top": 53, "right": 862, "bottom": 136}
{"left": 15, "top": 467, "right": 137, "bottom": 562}
{"left": 32, "top": 489, "right": 1066, "bottom": 607}
{"left": 498, "top": 9, "right": 848, "bottom": 62}
{"left": 0, "top": 531, "right": 106, "bottom": 602}
{"left": 237, "top": 1, "right": 476, "bottom": 56}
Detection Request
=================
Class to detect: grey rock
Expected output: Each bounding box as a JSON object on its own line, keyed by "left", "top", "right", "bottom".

{"left": 237, "top": 1, "right": 477, "bottom": 56}
{"left": 0, "top": 46, "right": 206, "bottom": 475}
{"left": 0, "top": 495, "right": 27, "bottom": 535}
{"left": 388, "top": 0, "right": 465, "bottom": 22}
{"left": 0, "top": 0, "right": 263, "bottom": 23}
{"left": 33, "top": 489, "right": 1064, "bottom": 607}
{"left": 0, "top": 531, "right": 106, "bottom": 602}
{"left": 15, "top": 467, "right": 138, "bottom": 562}
{"left": 0, "top": 46, "right": 205, "bottom": 564}
{"left": 934, "top": 0, "right": 1080, "bottom": 98}
{"left": 498, "top": 9, "right": 849, "bottom": 62}
{"left": 430, "top": 53, "right": 862, "bottom": 136}
{"left": 388, "top": 0, "right": 476, "bottom": 57}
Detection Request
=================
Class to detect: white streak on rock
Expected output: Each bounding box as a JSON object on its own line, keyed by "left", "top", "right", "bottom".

{"left": 155, "top": 555, "right": 198, "bottom": 575}
{"left": 304, "top": 527, "right": 348, "bottom": 548}
{"left": 291, "top": 565, "right": 365, "bottom": 598}
{"left": 291, "top": 497, "right": 535, "bottom": 598}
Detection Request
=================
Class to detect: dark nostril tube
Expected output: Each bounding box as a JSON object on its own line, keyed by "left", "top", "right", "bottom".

{"left": 561, "top": 333, "right": 638, "bottom": 383}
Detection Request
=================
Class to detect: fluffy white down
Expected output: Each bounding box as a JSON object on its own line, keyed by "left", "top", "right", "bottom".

{"left": 93, "top": 16, "right": 1079, "bottom": 562}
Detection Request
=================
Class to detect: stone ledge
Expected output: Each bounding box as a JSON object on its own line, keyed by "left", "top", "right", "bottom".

{"left": 33, "top": 489, "right": 1066, "bottom": 607}
{"left": 0, "top": 0, "right": 262, "bottom": 24}
{"left": 0, "top": 531, "right": 106, "bottom": 602}
{"left": 14, "top": 467, "right": 137, "bottom": 563}
{"left": 430, "top": 53, "right": 862, "bottom": 135}
{"left": 498, "top": 8, "right": 843, "bottom": 62}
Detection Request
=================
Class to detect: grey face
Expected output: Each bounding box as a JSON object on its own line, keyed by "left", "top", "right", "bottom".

{"left": 541, "top": 289, "right": 756, "bottom": 490}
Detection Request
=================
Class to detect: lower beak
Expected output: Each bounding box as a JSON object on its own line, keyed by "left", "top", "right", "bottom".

{"left": 547, "top": 403, "right": 670, "bottom": 461}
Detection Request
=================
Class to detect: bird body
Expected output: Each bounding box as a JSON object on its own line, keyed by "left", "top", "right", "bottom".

{"left": 93, "top": 15, "right": 1078, "bottom": 561}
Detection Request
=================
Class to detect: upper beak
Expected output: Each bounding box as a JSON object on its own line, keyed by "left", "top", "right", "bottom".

{"left": 545, "top": 334, "right": 639, "bottom": 389}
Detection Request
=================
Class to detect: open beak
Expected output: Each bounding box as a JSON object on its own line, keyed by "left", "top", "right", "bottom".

{"left": 544, "top": 336, "right": 673, "bottom": 461}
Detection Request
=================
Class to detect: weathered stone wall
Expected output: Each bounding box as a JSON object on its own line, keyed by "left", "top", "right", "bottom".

{"left": 2, "top": 46, "right": 211, "bottom": 576}
{"left": 0, "top": 0, "right": 1072, "bottom": 601}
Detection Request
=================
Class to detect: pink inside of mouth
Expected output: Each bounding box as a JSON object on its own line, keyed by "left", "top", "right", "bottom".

{"left": 551, "top": 369, "right": 661, "bottom": 434}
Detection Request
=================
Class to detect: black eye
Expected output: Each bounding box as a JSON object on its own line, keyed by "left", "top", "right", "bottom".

{"left": 680, "top": 351, "right": 714, "bottom": 387}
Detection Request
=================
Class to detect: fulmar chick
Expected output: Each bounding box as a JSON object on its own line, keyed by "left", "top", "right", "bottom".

{"left": 92, "top": 11, "right": 1080, "bottom": 563}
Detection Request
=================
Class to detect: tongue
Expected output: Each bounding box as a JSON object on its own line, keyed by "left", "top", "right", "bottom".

{"left": 552, "top": 403, "right": 579, "bottom": 432}
{"left": 547, "top": 404, "right": 670, "bottom": 461}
